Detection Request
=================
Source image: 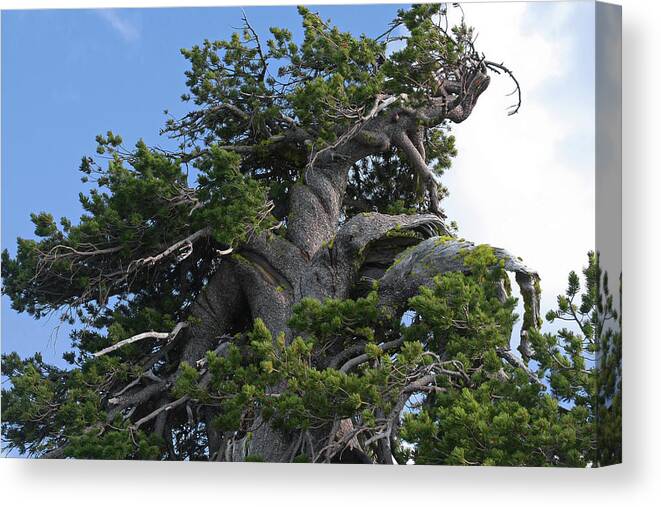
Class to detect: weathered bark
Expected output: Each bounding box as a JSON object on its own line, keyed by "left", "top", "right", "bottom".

{"left": 286, "top": 73, "right": 490, "bottom": 258}
{"left": 177, "top": 231, "right": 538, "bottom": 462}
{"left": 376, "top": 237, "right": 541, "bottom": 352}
{"left": 137, "top": 69, "right": 530, "bottom": 463}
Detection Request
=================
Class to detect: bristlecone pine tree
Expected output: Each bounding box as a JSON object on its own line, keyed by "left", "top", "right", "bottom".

{"left": 1, "top": 5, "right": 620, "bottom": 465}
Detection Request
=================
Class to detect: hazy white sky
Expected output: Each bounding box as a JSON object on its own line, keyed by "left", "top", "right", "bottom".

{"left": 441, "top": 1, "right": 596, "bottom": 324}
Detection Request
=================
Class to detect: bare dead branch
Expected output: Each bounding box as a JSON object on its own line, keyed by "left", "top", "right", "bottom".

{"left": 484, "top": 60, "right": 522, "bottom": 115}
{"left": 496, "top": 347, "right": 545, "bottom": 388}
{"left": 128, "top": 227, "right": 217, "bottom": 271}
{"left": 339, "top": 337, "right": 405, "bottom": 373}
{"left": 132, "top": 395, "right": 190, "bottom": 430}
{"left": 94, "top": 321, "right": 189, "bottom": 358}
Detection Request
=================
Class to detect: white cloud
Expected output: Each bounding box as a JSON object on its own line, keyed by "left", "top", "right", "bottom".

{"left": 441, "top": 3, "right": 595, "bottom": 323}
{"left": 97, "top": 9, "right": 140, "bottom": 43}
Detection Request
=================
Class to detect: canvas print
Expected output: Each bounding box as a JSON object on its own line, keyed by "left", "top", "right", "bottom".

{"left": 1, "top": 1, "right": 621, "bottom": 466}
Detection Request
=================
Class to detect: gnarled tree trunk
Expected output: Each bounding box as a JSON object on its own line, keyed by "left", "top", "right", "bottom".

{"left": 167, "top": 72, "right": 538, "bottom": 463}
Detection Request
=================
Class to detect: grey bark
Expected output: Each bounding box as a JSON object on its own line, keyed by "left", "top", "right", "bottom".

{"left": 133, "top": 69, "right": 539, "bottom": 463}
{"left": 376, "top": 237, "right": 541, "bottom": 356}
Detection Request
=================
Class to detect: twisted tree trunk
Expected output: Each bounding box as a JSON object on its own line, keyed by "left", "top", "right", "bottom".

{"left": 161, "top": 71, "right": 539, "bottom": 463}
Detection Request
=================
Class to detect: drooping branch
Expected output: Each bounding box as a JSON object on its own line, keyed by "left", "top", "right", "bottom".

{"left": 377, "top": 238, "right": 538, "bottom": 307}
{"left": 377, "top": 237, "right": 541, "bottom": 356}
{"left": 392, "top": 130, "right": 444, "bottom": 217}
{"left": 515, "top": 270, "right": 541, "bottom": 360}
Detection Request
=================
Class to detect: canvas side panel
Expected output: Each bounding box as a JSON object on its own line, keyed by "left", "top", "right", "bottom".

{"left": 595, "top": 0, "right": 622, "bottom": 467}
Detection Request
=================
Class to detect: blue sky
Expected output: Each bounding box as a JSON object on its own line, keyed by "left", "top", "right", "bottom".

{"left": 1, "top": 4, "right": 405, "bottom": 366}
{"left": 1, "top": 2, "right": 596, "bottom": 368}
